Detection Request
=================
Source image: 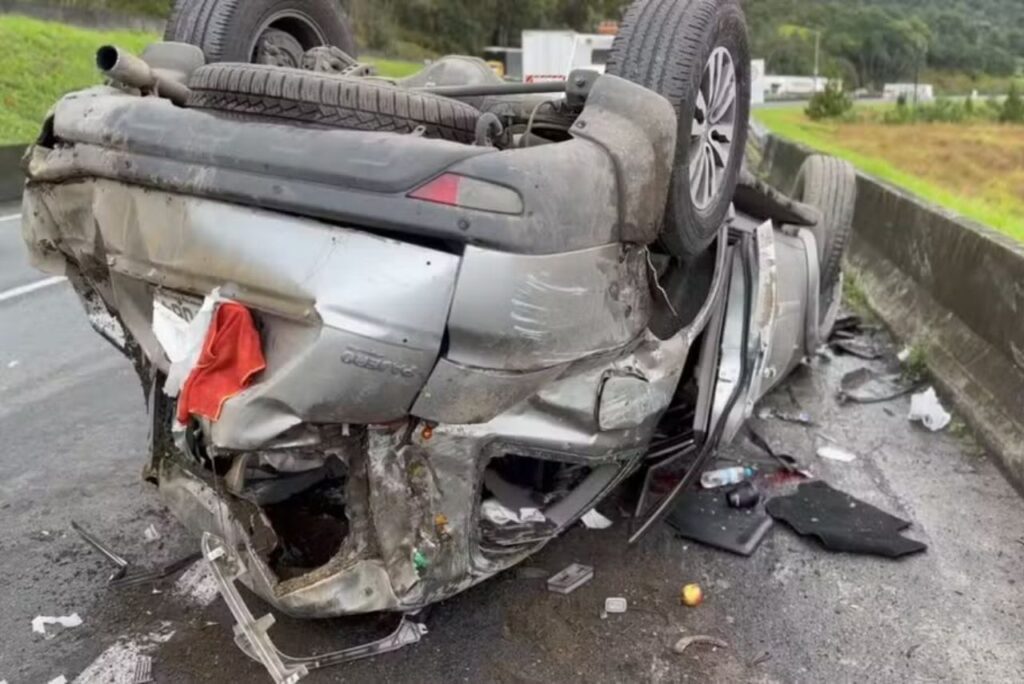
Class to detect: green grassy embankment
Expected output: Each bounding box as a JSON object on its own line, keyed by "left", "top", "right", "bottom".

{"left": 754, "top": 105, "right": 1024, "bottom": 242}
{"left": 0, "top": 16, "right": 156, "bottom": 144}
{"left": 0, "top": 16, "right": 425, "bottom": 144}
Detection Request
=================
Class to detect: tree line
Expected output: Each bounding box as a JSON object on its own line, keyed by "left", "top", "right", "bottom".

{"left": 29, "top": 1, "right": 1024, "bottom": 87}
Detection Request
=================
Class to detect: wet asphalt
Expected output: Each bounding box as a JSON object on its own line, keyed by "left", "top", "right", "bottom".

{"left": 2, "top": 206, "right": 1023, "bottom": 683}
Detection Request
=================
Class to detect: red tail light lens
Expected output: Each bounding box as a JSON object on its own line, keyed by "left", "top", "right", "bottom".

{"left": 408, "top": 174, "right": 524, "bottom": 215}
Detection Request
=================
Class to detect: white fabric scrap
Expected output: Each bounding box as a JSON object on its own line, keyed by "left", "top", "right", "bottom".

{"left": 909, "top": 387, "right": 952, "bottom": 432}
{"left": 32, "top": 614, "right": 82, "bottom": 635}
{"left": 161, "top": 288, "right": 223, "bottom": 399}
{"left": 580, "top": 509, "right": 613, "bottom": 530}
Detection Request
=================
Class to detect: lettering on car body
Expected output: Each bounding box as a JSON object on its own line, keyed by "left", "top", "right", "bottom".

{"left": 341, "top": 348, "right": 418, "bottom": 378}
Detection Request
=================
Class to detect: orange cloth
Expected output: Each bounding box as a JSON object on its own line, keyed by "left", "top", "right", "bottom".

{"left": 176, "top": 302, "right": 266, "bottom": 424}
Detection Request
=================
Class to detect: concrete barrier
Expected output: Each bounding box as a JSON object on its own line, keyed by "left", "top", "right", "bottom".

{"left": 760, "top": 135, "right": 1024, "bottom": 491}
{"left": 0, "top": 145, "right": 25, "bottom": 203}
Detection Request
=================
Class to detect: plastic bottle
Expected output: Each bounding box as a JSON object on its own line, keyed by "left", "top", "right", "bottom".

{"left": 700, "top": 466, "right": 755, "bottom": 489}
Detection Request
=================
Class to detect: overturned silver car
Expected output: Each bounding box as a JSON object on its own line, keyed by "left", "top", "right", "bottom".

{"left": 21, "top": 0, "right": 855, "bottom": 675}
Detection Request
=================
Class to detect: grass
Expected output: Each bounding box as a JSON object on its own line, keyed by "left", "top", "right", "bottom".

{"left": 363, "top": 56, "right": 424, "bottom": 78}
{"left": 754, "top": 105, "right": 1024, "bottom": 243}
{"left": 0, "top": 16, "right": 157, "bottom": 145}
{"left": 0, "top": 16, "right": 428, "bottom": 143}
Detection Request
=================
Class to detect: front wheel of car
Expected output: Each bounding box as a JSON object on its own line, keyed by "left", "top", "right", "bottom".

{"left": 164, "top": 0, "right": 358, "bottom": 66}
{"left": 608, "top": 0, "right": 751, "bottom": 258}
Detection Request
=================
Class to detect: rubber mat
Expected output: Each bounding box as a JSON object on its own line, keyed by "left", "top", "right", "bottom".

{"left": 766, "top": 481, "right": 927, "bottom": 558}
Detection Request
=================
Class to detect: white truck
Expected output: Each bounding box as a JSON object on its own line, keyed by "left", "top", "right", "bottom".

{"left": 521, "top": 30, "right": 614, "bottom": 83}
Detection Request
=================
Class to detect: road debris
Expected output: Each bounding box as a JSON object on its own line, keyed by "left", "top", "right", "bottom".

{"left": 909, "top": 388, "right": 952, "bottom": 432}
{"left": 766, "top": 481, "right": 927, "bottom": 558}
{"left": 480, "top": 499, "right": 545, "bottom": 526}
{"left": 700, "top": 466, "right": 755, "bottom": 489}
{"left": 726, "top": 481, "right": 760, "bottom": 509}
{"left": 831, "top": 339, "right": 884, "bottom": 360}
{"left": 838, "top": 367, "right": 922, "bottom": 405}
{"left": 580, "top": 509, "right": 613, "bottom": 529}
{"left": 72, "top": 521, "right": 129, "bottom": 581}
{"left": 47, "top": 677, "right": 67, "bottom": 684}
{"left": 668, "top": 488, "right": 773, "bottom": 556}
{"left": 681, "top": 584, "right": 704, "bottom": 607}
{"left": 142, "top": 524, "right": 161, "bottom": 543}
{"left": 72, "top": 624, "right": 175, "bottom": 683}
{"left": 72, "top": 519, "right": 199, "bottom": 588}
{"left": 817, "top": 445, "right": 857, "bottom": 463}
{"left": 673, "top": 634, "right": 726, "bottom": 654}
{"left": 130, "top": 655, "right": 154, "bottom": 684}
{"left": 603, "top": 597, "right": 628, "bottom": 614}
{"left": 546, "top": 563, "right": 594, "bottom": 594}
{"left": 758, "top": 407, "right": 816, "bottom": 426}
{"left": 202, "top": 533, "right": 427, "bottom": 683}
{"left": 31, "top": 614, "right": 82, "bottom": 636}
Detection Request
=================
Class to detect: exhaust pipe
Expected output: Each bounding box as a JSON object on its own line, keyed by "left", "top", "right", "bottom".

{"left": 96, "top": 45, "right": 191, "bottom": 106}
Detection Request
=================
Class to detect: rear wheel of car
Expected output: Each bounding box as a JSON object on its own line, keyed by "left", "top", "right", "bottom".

{"left": 164, "top": 0, "right": 357, "bottom": 65}
{"left": 791, "top": 155, "right": 857, "bottom": 304}
{"left": 187, "top": 63, "right": 481, "bottom": 143}
{"left": 608, "top": 0, "right": 751, "bottom": 258}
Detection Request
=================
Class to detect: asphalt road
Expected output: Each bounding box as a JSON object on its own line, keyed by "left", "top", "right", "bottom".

{"left": 2, "top": 206, "right": 1023, "bottom": 683}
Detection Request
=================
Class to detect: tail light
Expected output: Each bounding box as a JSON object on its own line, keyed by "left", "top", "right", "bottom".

{"left": 408, "top": 174, "right": 524, "bottom": 215}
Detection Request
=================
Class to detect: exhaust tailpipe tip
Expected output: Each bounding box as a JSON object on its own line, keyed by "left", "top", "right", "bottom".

{"left": 96, "top": 44, "right": 191, "bottom": 106}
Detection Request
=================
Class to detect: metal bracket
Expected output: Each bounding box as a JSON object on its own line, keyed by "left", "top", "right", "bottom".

{"left": 202, "top": 533, "right": 427, "bottom": 684}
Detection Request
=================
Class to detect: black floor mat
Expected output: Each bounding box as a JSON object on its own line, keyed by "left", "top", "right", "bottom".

{"left": 766, "top": 481, "right": 927, "bottom": 558}
{"left": 667, "top": 488, "right": 773, "bottom": 556}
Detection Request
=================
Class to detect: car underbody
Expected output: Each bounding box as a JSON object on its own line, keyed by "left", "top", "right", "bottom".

{"left": 20, "top": 5, "right": 855, "bottom": 678}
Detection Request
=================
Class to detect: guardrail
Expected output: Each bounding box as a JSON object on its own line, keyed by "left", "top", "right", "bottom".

{"left": 0, "top": 145, "right": 25, "bottom": 203}
{"left": 760, "top": 135, "right": 1024, "bottom": 492}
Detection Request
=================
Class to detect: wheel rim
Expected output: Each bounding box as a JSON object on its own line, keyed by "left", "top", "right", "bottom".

{"left": 689, "top": 47, "right": 737, "bottom": 212}
{"left": 248, "top": 11, "right": 328, "bottom": 65}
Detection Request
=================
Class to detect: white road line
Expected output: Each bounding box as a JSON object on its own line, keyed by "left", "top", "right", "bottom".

{"left": 0, "top": 276, "right": 66, "bottom": 303}
{"left": 0, "top": 213, "right": 21, "bottom": 222}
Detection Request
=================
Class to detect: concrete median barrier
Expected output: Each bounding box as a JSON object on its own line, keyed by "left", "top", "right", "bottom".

{"left": 0, "top": 145, "right": 26, "bottom": 203}
{"left": 760, "top": 135, "right": 1024, "bottom": 491}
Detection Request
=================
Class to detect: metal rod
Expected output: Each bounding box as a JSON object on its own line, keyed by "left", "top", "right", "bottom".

{"left": 415, "top": 81, "right": 567, "bottom": 97}
{"left": 71, "top": 521, "right": 129, "bottom": 581}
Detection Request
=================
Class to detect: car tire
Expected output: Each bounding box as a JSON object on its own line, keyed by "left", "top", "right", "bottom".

{"left": 790, "top": 155, "right": 857, "bottom": 301}
{"left": 608, "top": 0, "right": 751, "bottom": 258}
{"left": 187, "top": 63, "right": 481, "bottom": 143}
{"left": 164, "top": 0, "right": 357, "bottom": 66}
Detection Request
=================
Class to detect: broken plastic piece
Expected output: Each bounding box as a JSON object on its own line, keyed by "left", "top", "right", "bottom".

{"left": 202, "top": 533, "right": 426, "bottom": 681}
{"left": 909, "top": 388, "right": 951, "bottom": 432}
{"left": 132, "top": 655, "right": 154, "bottom": 684}
{"left": 143, "top": 524, "right": 161, "bottom": 543}
{"left": 673, "top": 635, "right": 727, "bottom": 654}
{"left": 817, "top": 445, "right": 857, "bottom": 463}
{"left": 604, "top": 597, "right": 628, "bottom": 614}
{"left": 32, "top": 614, "right": 82, "bottom": 635}
{"left": 580, "top": 509, "right": 613, "bottom": 529}
{"left": 546, "top": 563, "right": 594, "bottom": 594}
